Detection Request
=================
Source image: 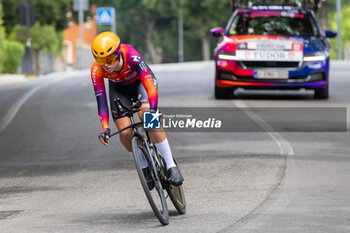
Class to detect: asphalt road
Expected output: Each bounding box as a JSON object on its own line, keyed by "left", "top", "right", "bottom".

{"left": 0, "top": 61, "right": 349, "bottom": 232}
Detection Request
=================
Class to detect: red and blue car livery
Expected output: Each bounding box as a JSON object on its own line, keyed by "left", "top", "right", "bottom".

{"left": 212, "top": 4, "right": 337, "bottom": 99}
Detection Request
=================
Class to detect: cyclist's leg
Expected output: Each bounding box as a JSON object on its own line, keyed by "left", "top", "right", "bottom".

{"left": 109, "top": 80, "right": 148, "bottom": 168}
{"left": 114, "top": 117, "right": 133, "bottom": 152}
{"left": 109, "top": 80, "right": 133, "bottom": 151}
{"left": 136, "top": 68, "right": 183, "bottom": 184}
{"left": 134, "top": 71, "right": 177, "bottom": 170}
{"left": 138, "top": 104, "right": 183, "bottom": 185}
{"left": 114, "top": 117, "right": 148, "bottom": 169}
{"left": 137, "top": 104, "right": 176, "bottom": 168}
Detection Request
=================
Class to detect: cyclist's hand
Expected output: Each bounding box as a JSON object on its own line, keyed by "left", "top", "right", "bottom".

{"left": 98, "top": 128, "right": 110, "bottom": 146}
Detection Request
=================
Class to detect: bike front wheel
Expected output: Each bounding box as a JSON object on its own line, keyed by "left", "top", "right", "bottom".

{"left": 131, "top": 136, "right": 169, "bottom": 225}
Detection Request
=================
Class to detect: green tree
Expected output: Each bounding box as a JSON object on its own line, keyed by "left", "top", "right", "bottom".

{"left": 94, "top": 0, "right": 178, "bottom": 63}
{"left": 121, "top": 0, "right": 176, "bottom": 63}
{"left": 3, "top": 40, "right": 25, "bottom": 73}
{"left": 0, "top": 1, "right": 24, "bottom": 74}
{"left": 2, "top": 0, "right": 71, "bottom": 35}
{"left": 0, "top": 1, "right": 6, "bottom": 72}
{"left": 329, "top": 6, "right": 350, "bottom": 59}
{"left": 153, "top": 13, "right": 178, "bottom": 62}
{"left": 15, "top": 23, "right": 61, "bottom": 74}
{"left": 29, "top": 23, "right": 61, "bottom": 54}
{"left": 1, "top": 0, "right": 69, "bottom": 74}
{"left": 183, "top": 0, "right": 231, "bottom": 60}
{"left": 31, "top": 23, "right": 61, "bottom": 74}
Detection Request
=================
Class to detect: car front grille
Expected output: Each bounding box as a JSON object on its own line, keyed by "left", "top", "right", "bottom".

{"left": 241, "top": 61, "right": 300, "bottom": 69}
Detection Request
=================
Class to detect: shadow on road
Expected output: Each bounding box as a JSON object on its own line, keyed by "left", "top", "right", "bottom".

{"left": 70, "top": 209, "right": 181, "bottom": 228}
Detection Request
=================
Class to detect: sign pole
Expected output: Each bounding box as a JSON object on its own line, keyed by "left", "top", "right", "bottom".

{"left": 178, "top": 8, "right": 184, "bottom": 63}
{"left": 336, "top": 0, "right": 342, "bottom": 60}
{"left": 74, "top": 0, "right": 89, "bottom": 42}
{"left": 19, "top": 3, "right": 35, "bottom": 74}
{"left": 79, "top": 0, "right": 84, "bottom": 42}
{"left": 111, "top": 8, "right": 116, "bottom": 33}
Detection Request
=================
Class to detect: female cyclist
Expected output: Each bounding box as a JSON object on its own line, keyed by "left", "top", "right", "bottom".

{"left": 90, "top": 32, "right": 183, "bottom": 188}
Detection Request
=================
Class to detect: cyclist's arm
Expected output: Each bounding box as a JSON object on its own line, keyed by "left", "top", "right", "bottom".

{"left": 129, "top": 50, "right": 158, "bottom": 110}
{"left": 91, "top": 63, "right": 109, "bottom": 130}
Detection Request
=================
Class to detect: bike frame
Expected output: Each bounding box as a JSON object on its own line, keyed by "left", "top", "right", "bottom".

{"left": 109, "top": 98, "right": 185, "bottom": 224}
{"left": 111, "top": 111, "right": 167, "bottom": 188}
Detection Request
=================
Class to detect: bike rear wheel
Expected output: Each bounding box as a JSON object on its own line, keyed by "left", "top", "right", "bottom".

{"left": 132, "top": 136, "right": 169, "bottom": 225}
{"left": 166, "top": 159, "right": 186, "bottom": 215}
{"left": 167, "top": 185, "right": 186, "bottom": 215}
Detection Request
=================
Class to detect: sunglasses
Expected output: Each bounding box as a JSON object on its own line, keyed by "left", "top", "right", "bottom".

{"left": 94, "top": 51, "right": 120, "bottom": 66}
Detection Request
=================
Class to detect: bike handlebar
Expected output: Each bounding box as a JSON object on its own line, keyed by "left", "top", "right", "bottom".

{"left": 110, "top": 122, "right": 143, "bottom": 138}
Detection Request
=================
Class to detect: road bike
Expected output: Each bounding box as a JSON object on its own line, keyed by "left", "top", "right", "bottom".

{"left": 110, "top": 98, "right": 186, "bottom": 225}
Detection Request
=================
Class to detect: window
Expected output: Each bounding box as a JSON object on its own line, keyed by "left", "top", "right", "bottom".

{"left": 228, "top": 13, "right": 319, "bottom": 37}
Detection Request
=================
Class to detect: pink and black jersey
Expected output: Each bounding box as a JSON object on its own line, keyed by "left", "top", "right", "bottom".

{"left": 91, "top": 44, "right": 158, "bottom": 130}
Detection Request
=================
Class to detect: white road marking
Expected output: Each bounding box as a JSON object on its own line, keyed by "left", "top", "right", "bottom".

{"left": 0, "top": 85, "right": 45, "bottom": 133}
{"left": 220, "top": 99, "right": 297, "bottom": 232}
{"left": 0, "top": 77, "right": 66, "bottom": 133}
{"left": 233, "top": 100, "right": 294, "bottom": 156}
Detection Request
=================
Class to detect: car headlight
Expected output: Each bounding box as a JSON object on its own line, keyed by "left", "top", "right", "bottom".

{"left": 303, "top": 51, "right": 329, "bottom": 62}
{"left": 218, "top": 50, "right": 237, "bottom": 60}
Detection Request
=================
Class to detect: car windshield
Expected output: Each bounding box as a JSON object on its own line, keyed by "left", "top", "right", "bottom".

{"left": 228, "top": 13, "right": 319, "bottom": 37}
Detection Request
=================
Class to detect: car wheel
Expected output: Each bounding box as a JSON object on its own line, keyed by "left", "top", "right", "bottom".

{"left": 314, "top": 84, "right": 329, "bottom": 99}
{"left": 215, "top": 85, "right": 234, "bottom": 99}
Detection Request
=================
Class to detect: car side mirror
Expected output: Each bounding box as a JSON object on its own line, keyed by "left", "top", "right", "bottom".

{"left": 325, "top": 30, "right": 337, "bottom": 38}
{"left": 211, "top": 27, "right": 223, "bottom": 37}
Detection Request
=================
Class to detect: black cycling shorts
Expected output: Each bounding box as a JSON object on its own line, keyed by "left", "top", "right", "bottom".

{"left": 109, "top": 67, "right": 158, "bottom": 120}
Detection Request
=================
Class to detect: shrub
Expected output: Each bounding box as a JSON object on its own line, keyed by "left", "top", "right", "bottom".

{"left": 3, "top": 40, "right": 25, "bottom": 73}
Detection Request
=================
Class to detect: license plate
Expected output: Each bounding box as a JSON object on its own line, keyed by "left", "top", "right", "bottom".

{"left": 255, "top": 70, "right": 289, "bottom": 79}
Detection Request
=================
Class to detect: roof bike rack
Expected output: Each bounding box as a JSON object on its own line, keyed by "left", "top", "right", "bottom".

{"left": 230, "top": 0, "right": 322, "bottom": 12}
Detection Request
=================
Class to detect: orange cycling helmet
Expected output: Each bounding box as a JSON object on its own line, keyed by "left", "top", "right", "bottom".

{"left": 91, "top": 32, "right": 121, "bottom": 65}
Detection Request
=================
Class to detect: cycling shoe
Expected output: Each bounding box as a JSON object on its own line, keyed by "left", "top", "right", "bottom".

{"left": 168, "top": 166, "right": 184, "bottom": 186}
